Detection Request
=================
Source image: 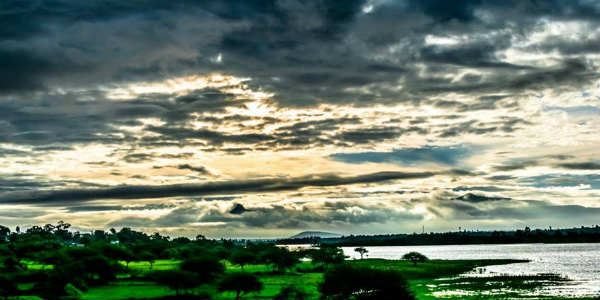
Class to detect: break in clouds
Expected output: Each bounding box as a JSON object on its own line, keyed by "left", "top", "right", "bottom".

{"left": 1, "top": 0, "right": 600, "bottom": 237}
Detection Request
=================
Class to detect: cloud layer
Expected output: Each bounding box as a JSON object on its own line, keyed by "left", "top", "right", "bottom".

{"left": 1, "top": 0, "right": 600, "bottom": 236}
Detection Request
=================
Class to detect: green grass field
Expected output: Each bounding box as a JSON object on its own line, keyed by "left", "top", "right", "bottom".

{"left": 17, "top": 258, "right": 596, "bottom": 300}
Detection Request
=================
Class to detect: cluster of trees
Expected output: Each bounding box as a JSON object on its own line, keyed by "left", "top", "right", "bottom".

{"left": 0, "top": 222, "right": 420, "bottom": 300}
{"left": 278, "top": 225, "right": 600, "bottom": 246}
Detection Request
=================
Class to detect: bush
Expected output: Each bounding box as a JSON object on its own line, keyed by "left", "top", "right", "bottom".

{"left": 179, "top": 256, "right": 225, "bottom": 283}
{"left": 218, "top": 272, "right": 263, "bottom": 300}
{"left": 229, "top": 250, "right": 255, "bottom": 269}
{"left": 273, "top": 285, "right": 308, "bottom": 300}
{"left": 402, "top": 252, "right": 428, "bottom": 266}
{"left": 308, "top": 246, "right": 346, "bottom": 267}
{"left": 319, "top": 264, "right": 415, "bottom": 300}
{"left": 150, "top": 270, "right": 200, "bottom": 296}
{"left": 0, "top": 275, "right": 17, "bottom": 300}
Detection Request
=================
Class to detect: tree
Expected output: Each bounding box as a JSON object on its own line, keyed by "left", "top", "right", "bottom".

{"left": 138, "top": 251, "right": 157, "bottom": 270}
{"left": 0, "top": 226, "right": 10, "bottom": 242}
{"left": 90, "top": 242, "right": 134, "bottom": 267}
{"left": 259, "top": 247, "right": 299, "bottom": 273}
{"left": 150, "top": 270, "right": 199, "bottom": 296}
{"left": 230, "top": 249, "right": 255, "bottom": 270}
{"left": 179, "top": 256, "right": 225, "bottom": 284}
{"left": 218, "top": 272, "right": 263, "bottom": 300}
{"left": 63, "top": 255, "right": 124, "bottom": 285}
{"left": 309, "top": 246, "right": 346, "bottom": 267}
{"left": 0, "top": 276, "right": 17, "bottom": 300}
{"left": 2, "top": 256, "right": 24, "bottom": 272}
{"left": 402, "top": 252, "right": 428, "bottom": 266}
{"left": 354, "top": 247, "right": 368, "bottom": 259}
{"left": 319, "top": 264, "right": 415, "bottom": 300}
{"left": 273, "top": 285, "right": 308, "bottom": 300}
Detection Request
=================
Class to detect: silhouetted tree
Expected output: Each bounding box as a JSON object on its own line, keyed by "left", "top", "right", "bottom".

{"left": 309, "top": 246, "right": 346, "bottom": 267}
{"left": 273, "top": 285, "right": 308, "bottom": 300}
{"left": 0, "top": 226, "right": 10, "bottom": 242}
{"left": 2, "top": 256, "right": 24, "bottom": 272}
{"left": 259, "top": 247, "right": 299, "bottom": 273}
{"left": 354, "top": 247, "right": 368, "bottom": 259}
{"left": 138, "top": 251, "right": 157, "bottom": 270}
{"left": 91, "top": 242, "right": 134, "bottom": 266}
{"left": 150, "top": 270, "right": 199, "bottom": 296}
{"left": 0, "top": 275, "right": 17, "bottom": 300}
{"left": 218, "top": 272, "right": 263, "bottom": 300}
{"left": 319, "top": 264, "right": 415, "bottom": 300}
{"left": 230, "top": 249, "right": 255, "bottom": 270}
{"left": 179, "top": 256, "right": 225, "bottom": 283}
{"left": 402, "top": 252, "right": 428, "bottom": 266}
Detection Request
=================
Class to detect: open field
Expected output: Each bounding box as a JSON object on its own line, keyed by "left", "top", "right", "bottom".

{"left": 9, "top": 258, "right": 598, "bottom": 299}
{"left": 47, "top": 258, "right": 592, "bottom": 300}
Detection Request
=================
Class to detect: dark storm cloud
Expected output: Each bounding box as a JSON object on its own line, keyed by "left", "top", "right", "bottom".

{"left": 441, "top": 199, "right": 600, "bottom": 222}
{"left": 453, "top": 186, "right": 511, "bottom": 192}
{"left": 454, "top": 193, "right": 511, "bottom": 203}
{"left": 1, "top": 0, "right": 599, "bottom": 151}
{"left": 424, "top": 191, "right": 600, "bottom": 223}
{"left": 333, "top": 126, "right": 428, "bottom": 145}
{"left": 519, "top": 174, "right": 600, "bottom": 189}
{"left": 67, "top": 203, "right": 176, "bottom": 213}
{"left": 493, "top": 160, "right": 540, "bottom": 171}
{"left": 556, "top": 162, "right": 600, "bottom": 170}
{"left": 330, "top": 145, "right": 475, "bottom": 166}
{"left": 0, "top": 147, "right": 28, "bottom": 157}
{"left": 199, "top": 202, "right": 423, "bottom": 229}
{"left": 3, "top": 0, "right": 599, "bottom": 101}
{"left": 176, "top": 164, "right": 212, "bottom": 175}
{"left": 106, "top": 200, "right": 424, "bottom": 229}
{"left": 0, "top": 171, "right": 437, "bottom": 204}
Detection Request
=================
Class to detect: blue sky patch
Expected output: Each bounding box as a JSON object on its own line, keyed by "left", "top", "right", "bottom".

{"left": 330, "top": 145, "right": 476, "bottom": 166}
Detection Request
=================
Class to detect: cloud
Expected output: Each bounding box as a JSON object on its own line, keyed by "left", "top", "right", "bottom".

{"left": 0, "top": 171, "right": 437, "bottom": 204}
{"left": 176, "top": 164, "right": 212, "bottom": 175}
{"left": 454, "top": 193, "right": 511, "bottom": 203}
{"left": 556, "top": 162, "right": 600, "bottom": 170}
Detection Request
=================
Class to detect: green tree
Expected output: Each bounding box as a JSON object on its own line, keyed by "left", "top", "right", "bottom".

{"left": 0, "top": 276, "right": 17, "bottom": 300}
{"left": 319, "top": 264, "right": 415, "bottom": 300}
{"left": 2, "top": 256, "right": 24, "bottom": 272}
{"left": 260, "top": 247, "right": 299, "bottom": 273}
{"left": 354, "top": 247, "right": 368, "bottom": 259}
{"left": 273, "top": 285, "right": 308, "bottom": 300}
{"left": 230, "top": 249, "right": 255, "bottom": 270}
{"left": 150, "top": 270, "right": 199, "bottom": 296}
{"left": 309, "top": 246, "right": 346, "bottom": 267}
{"left": 138, "top": 251, "right": 157, "bottom": 270}
{"left": 179, "top": 256, "right": 225, "bottom": 283}
{"left": 402, "top": 252, "right": 428, "bottom": 266}
{"left": 218, "top": 272, "right": 263, "bottom": 300}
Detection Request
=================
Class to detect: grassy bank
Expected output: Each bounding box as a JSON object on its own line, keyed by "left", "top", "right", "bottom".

{"left": 15, "top": 258, "right": 595, "bottom": 300}
{"left": 80, "top": 258, "right": 535, "bottom": 300}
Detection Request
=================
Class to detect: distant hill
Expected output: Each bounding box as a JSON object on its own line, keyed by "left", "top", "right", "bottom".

{"left": 289, "top": 231, "right": 342, "bottom": 239}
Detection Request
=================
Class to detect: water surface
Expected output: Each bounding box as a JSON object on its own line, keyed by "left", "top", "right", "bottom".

{"left": 341, "top": 243, "right": 600, "bottom": 297}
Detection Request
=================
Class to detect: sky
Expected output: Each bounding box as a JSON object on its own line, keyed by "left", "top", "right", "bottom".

{"left": 1, "top": 0, "right": 599, "bottom": 238}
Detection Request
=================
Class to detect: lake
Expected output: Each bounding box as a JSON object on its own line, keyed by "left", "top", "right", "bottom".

{"left": 340, "top": 243, "right": 600, "bottom": 297}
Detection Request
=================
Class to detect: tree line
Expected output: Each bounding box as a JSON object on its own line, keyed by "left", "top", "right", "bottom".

{"left": 277, "top": 225, "right": 600, "bottom": 246}
{"left": 0, "top": 221, "right": 418, "bottom": 300}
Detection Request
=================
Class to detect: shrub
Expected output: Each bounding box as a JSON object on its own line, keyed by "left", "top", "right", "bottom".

{"left": 319, "top": 264, "right": 415, "bottom": 300}
{"left": 273, "top": 285, "right": 308, "bottom": 300}
{"left": 0, "top": 275, "right": 17, "bottom": 300}
{"left": 150, "top": 270, "right": 199, "bottom": 296}
{"left": 402, "top": 252, "right": 429, "bottom": 266}
{"left": 179, "top": 256, "right": 225, "bottom": 283}
{"left": 218, "top": 272, "right": 263, "bottom": 300}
